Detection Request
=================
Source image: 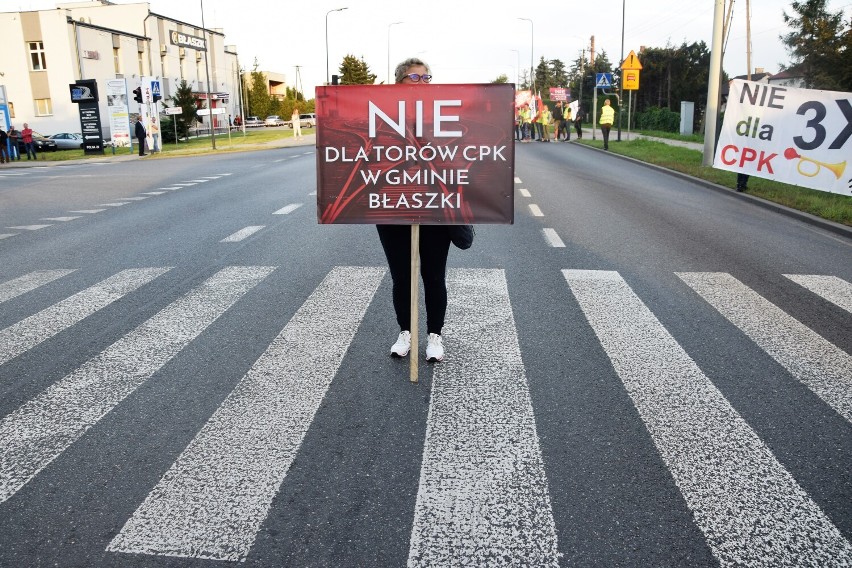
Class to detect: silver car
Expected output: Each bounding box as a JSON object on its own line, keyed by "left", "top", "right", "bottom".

{"left": 47, "top": 132, "right": 84, "bottom": 150}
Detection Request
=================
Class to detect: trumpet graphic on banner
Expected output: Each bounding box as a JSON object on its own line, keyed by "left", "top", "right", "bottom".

{"left": 784, "top": 147, "right": 847, "bottom": 179}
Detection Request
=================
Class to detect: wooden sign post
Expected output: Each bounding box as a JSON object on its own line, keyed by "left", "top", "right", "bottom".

{"left": 409, "top": 224, "right": 420, "bottom": 383}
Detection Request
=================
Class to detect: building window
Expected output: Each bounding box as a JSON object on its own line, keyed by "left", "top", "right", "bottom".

{"left": 138, "top": 51, "right": 144, "bottom": 75}
{"left": 113, "top": 47, "right": 121, "bottom": 73}
{"left": 28, "top": 41, "right": 47, "bottom": 71}
{"left": 34, "top": 98, "right": 52, "bottom": 116}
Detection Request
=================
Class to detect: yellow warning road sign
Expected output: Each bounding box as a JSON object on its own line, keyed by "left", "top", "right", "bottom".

{"left": 621, "top": 50, "right": 643, "bottom": 71}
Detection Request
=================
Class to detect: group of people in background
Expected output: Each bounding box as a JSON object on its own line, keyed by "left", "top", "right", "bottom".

{"left": 0, "top": 123, "right": 37, "bottom": 164}
{"left": 516, "top": 101, "right": 585, "bottom": 143}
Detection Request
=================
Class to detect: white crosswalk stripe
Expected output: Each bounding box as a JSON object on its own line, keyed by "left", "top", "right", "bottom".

{"left": 784, "top": 273, "right": 852, "bottom": 313}
{"left": 564, "top": 269, "right": 852, "bottom": 567}
{"left": 677, "top": 272, "right": 852, "bottom": 424}
{"left": 108, "top": 266, "right": 385, "bottom": 561}
{"left": 409, "top": 269, "right": 559, "bottom": 567}
{"left": 0, "top": 268, "right": 170, "bottom": 366}
{"left": 0, "top": 266, "right": 275, "bottom": 505}
{"left": 0, "top": 269, "right": 76, "bottom": 304}
{"left": 0, "top": 265, "right": 848, "bottom": 566}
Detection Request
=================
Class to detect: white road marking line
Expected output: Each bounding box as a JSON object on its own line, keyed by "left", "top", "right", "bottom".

{"left": 542, "top": 228, "right": 565, "bottom": 247}
{"left": 0, "top": 234, "right": 16, "bottom": 239}
{"left": 170, "top": 183, "right": 197, "bottom": 187}
{"left": 40, "top": 217, "right": 82, "bottom": 222}
{"left": 563, "top": 269, "right": 852, "bottom": 567}
{"left": 157, "top": 187, "right": 182, "bottom": 191}
{"left": 409, "top": 268, "right": 559, "bottom": 567}
{"left": 69, "top": 209, "right": 106, "bottom": 214}
{"left": 514, "top": 176, "right": 522, "bottom": 183}
{"left": 528, "top": 204, "right": 544, "bottom": 217}
{"left": 7, "top": 224, "right": 53, "bottom": 230}
{"left": 0, "top": 269, "right": 76, "bottom": 304}
{"left": 186, "top": 179, "right": 210, "bottom": 183}
{"left": 0, "top": 268, "right": 170, "bottom": 366}
{"left": 141, "top": 192, "right": 166, "bottom": 195}
{"left": 783, "top": 274, "right": 852, "bottom": 313}
{"left": 307, "top": 191, "right": 316, "bottom": 196}
{"left": 273, "top": 203, "right": 303, "bottom": 215}
{"left": 108, "top": 266, "right": 386, "bottom": 562}
{"left": 98, "top": 203, "right": 128, "bottom": 207}
{"left": 677, "top": 272, "right": 852, "bottom": 423}
{"left": 118, "top": 197, "right": 149, "bottom": 201}
{"left": 273, "top": 158, "right": 286, "bottom": 163}
{"left": 518, "top": 188, "right": 531, "bottom": 197}
{"left": 0, "top": 266, "right": 275, "bottom": 505}
{"left": 217, "top": 173, "right": 232, "bottom": 176}
{"left": 220, "top": 226, "right": 265, "bottom": 242}
{"left": 198, "top": 176, "right": 221, "bottom": 179}
{"left": 301, "top": 152, "right": 313, "bottom": 155}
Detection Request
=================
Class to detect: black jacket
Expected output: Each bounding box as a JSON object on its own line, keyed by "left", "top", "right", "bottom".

{"left": 135, "top": 121, "right": 146, "bottom": 138}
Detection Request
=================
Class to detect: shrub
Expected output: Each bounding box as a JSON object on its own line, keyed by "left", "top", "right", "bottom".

{"left": 635, "top": 106, "right": 681, "bottom": 132}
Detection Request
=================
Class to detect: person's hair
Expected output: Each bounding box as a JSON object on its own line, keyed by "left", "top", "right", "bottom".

{"left": 394, "top": 57, "right": 431, "bottom": 84}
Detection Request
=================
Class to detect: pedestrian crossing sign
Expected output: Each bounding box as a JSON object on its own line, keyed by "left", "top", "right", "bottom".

{"left": 596, "top": 73, "right": 613, "bottom": 89}
{"left": 151, "top": 81, "right": 161, "bottom": 98}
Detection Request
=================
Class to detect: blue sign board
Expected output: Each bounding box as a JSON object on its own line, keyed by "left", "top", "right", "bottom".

{"left": 596, "top": 73, "right": 613, "bottom": 89}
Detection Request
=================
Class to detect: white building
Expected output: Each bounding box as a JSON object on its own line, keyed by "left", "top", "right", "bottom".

{"left": 0, "top": 0, "right": 244, "bottom": 137}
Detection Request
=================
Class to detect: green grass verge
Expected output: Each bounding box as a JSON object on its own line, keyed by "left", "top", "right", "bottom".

{"left": 635, "top": 130, "right": 705, "bottom": 144}
{"left": 576, "top": 137, "right": 852, "bottom": 226}
{"left": 36, "top": 127, "right": 303, "bottom": 161}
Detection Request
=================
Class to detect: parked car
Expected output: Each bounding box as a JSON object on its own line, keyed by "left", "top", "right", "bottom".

{"left": 264, "top": 115, "right": 284, "bottom": 127}
{"left": 47, "top": 132, "right": 84, "bottom": 150}
{"left": 244, "top": 116, "right": 264, "bottom": 128}
{"left": 18, "top": 131, "right": 58, "bottom": 153}
{"left": 287, "top": 113, "right": 316, "bottom": 128}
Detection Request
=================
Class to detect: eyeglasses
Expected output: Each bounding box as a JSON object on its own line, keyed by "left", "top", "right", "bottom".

{"left": 406, "top": 73, "right": 432, "bottom": 83}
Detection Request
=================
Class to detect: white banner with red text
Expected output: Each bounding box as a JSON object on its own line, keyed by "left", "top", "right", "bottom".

{"left": 714, "top": 80, "right": 851, "bottom": 196}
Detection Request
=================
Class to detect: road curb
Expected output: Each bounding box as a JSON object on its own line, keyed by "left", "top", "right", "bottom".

{"left": 574, "top": 142, "right": 852, "bottom": 240}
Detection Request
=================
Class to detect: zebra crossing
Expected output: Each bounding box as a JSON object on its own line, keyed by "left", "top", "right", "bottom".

{"left": 0, "top": 265, "right": 850, "bottom": 566}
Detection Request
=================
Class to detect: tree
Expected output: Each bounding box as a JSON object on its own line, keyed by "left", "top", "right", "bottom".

{"left": 246, "top": 59, "right": 274, "bottom": 118}
{"left": 781, "top": 0, "right": 851, "bottom": 90}
{"left": 492, "top": 74, "right": 509, "bottom": 84}
{"left": 338, "top": 54, "right": 377, "bottom": 85}
{"left": 169, "top": 79, "right": 197, "bottom": 139}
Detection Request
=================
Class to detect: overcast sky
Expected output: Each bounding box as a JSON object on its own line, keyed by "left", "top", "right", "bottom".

{"left": 16, "top": 0, "right": 852, "bottom": 95}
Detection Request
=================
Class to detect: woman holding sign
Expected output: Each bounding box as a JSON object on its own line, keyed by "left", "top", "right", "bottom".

{"left": 378, "top": 57, "right": 450, "bottom": 363}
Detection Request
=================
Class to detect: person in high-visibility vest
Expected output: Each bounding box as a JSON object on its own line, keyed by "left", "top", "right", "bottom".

{"left": 540, "top": 104, "right": 553, "bottom": 142}
{"left": 599, "top": 98, "right": 615, "bottom": 150}
{"left": 519, "top": 103, "right": 532, "bottom": 143}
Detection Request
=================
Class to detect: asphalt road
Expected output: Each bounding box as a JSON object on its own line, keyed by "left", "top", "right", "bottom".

{"left": 0, "top": 143, "right": 850, "bottom": 567}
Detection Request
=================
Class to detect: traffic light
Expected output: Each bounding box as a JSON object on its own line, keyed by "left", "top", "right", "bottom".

{"left": 132, "top": 87, "right": 142, "bottom": 103}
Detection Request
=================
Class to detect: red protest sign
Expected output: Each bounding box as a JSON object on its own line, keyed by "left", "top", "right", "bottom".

{"left": 316, "top": 84, "right": 515, "bottom": 225}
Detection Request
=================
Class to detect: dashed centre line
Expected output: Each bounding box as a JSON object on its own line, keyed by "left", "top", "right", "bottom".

{"left": 529, "top": 204, "right": 544, "bottom": 217}
{"left": 221, "top": 226, "right": 265, "bottom": 242}
{"left": 519, "top": 188, "right": 531, "bottom": 197}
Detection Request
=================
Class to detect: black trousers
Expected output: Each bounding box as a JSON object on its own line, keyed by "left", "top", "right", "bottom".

{"left": 137, "top": 136, "right": 145, "bottom": 155}
{"left": 601, "top": 124, "right": 612, "bottom": 148}
{"left": 376, "top": 225, "right": 451, "bottom": 335}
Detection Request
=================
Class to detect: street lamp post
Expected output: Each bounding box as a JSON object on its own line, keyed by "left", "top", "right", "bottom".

{"left": 326, "top": 7, "right": 348, "bottom": 85}
{"left": 518, "top": 18, "right": 534, "bottom": 93}
{"left": 200, "top": 0, "right": 215, "bottom": 149}
{"left": 387, "top": 21, "right": 403, "bottom": 84}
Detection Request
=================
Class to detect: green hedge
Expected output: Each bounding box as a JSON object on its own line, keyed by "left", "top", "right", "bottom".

{"left": 635, "top": 107, "right": 680, "bottom": 132}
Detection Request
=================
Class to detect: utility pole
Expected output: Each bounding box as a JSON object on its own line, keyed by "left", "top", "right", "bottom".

{"left": 294, "top": 66, "right": 303, "bottom": 101}
{"left": 702, "top": 0, "right": 725, "bottom": 166}
{"left": 745, "top": 0, "right": 752, "bottom": 79}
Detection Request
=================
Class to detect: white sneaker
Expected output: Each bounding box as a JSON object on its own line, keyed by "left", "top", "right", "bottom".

{"left": 426, "top": 333, "right": 444, "bottom": 362}
{"left": 390, "top": 330, "right": 411, "bottom": 358}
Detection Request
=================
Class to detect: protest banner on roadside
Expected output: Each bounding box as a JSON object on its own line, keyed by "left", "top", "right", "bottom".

{"left": 315, "top": 84, "right": 516, "bottom": 225}
{"left": 714, "top": 80, "right": 851, "bottom": 196}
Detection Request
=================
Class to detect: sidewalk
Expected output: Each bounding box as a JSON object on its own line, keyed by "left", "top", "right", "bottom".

{"left": 0, "top": 133, "right": 316, "bottom": 169}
